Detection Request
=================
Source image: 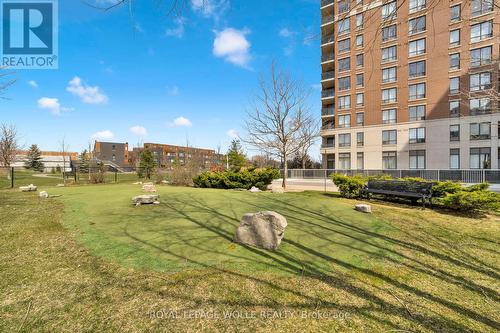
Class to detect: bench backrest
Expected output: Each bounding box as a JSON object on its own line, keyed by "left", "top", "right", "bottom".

{"left": 367, "top": 180, "right": 434, "bottom": 195}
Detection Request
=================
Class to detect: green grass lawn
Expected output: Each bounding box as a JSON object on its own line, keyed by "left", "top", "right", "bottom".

{"left": 1, "top": 184, "right": 499, "bottom": 332}
{"left": 0, "top": 169, "right": 140, "bottom": 189}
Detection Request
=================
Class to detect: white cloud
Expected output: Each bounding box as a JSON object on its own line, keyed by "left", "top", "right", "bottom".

{"left": 167, "top": 85, "right": 180, "bottom": 96}
{"left": 28, "top": 80, "right": 38, "bottom": 88}
{"left": 213, "top": 28, "right": 251, "bottom": 68}
{"left": 66, "top": 76, "right": 109, "bottom": 105}
{"left": 170, "top": 116, "right": 192, "bottom": 128}
{"left": 311, "top": 83, "right": 322, "bottom": 91}
{"left": 91, "top": 130, "right": 114, "bottom": 140}
{"left": 37, "top": 97, "right": 61, "bottom": 115}
{"left": 191, "top": 0, "right": 228, "bottom": 19}
{"left": 279, "top": 27, "right": 296, "bottom": 38}
{"left": 130, "top": 125, "right": 147, "bottom": 136}
{"left": 227, "top": 129, "right": 239, "bottom": 139}
{"left": 165, "top": 17, "right": 186, "bottom": 39}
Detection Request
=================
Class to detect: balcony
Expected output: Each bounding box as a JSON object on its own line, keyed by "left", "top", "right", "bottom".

{"left": 322, "top": 89, "right": 335, "bottom": 99}
{"left": 321, "top": 53, "right": 334, "bottom": 63}
{"left": 321, "top": 15, "right": 334, "bottom": 25}
{"left": 321, "top": 0, "right": 334, "bottom": 8}
{"left": 321, "top": 107, "right": 335, "bottom": 116}
{"left": 321, "top": 123, "right": 335, "bottom": 130}
{"left": 321, "top": 34, "right": 334, "bottom": 45}
{"left": 322, "top": 143, "right": 335, "bottom": 149}
{"left": 322, "top": 70, "right": 335, "bottom": 81}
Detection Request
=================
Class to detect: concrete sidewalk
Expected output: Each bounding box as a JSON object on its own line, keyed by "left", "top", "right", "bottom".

{"left": 272, "top": 179, "right": 338, "bottom": 192}
{"left": 273, "top": 179, "right": 500, "bottom": 193}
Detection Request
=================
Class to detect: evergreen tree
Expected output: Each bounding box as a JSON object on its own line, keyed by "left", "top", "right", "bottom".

{"left": 227, "top": 139, "right": 247, "bottom": 171}
{"left": 78, "top": 149, "right": 90, "bottom": 173}
{"left": 25, "top": 144, "right": 44, "bottom": 172}
{"left": 138, "top": 148, "right": 156, "bottom": 179}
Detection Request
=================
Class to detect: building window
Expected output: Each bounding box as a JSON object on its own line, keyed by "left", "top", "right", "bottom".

{"left": 449, "top": 100, "right": 460, "bottom": 117}
{"left": 356, "top": 74, "right": 364, "bottom": 87}
{"left": 357, "top": 152, "right": 364, "bottom": 170}
{"left": 382, "top": 151, "right": 397, "bottom": 169}
{"left": 409, "top": 150, "right": 426, "bottom": 169}
{"left": 409, "top": 0, "right": 426, "bottom": 13}
{"left": 356, "top": 113, "right": 364, "bottom": 126}
{"left": 324, "top": 136, "right": 335, "bottom": 148}
{"left": 409, "top": 38, "right": 426, "bottom": 56}
{"left": 409, "top": 83, "right": 426, "bottom": 100}
{"left": 409, "top": 127, "right": 426, "bottom": 144}
{"left": 338, "top": 77, "right": 351, "bottom": 91}
{"left": 339, "top": 153, "right": 351, "bottom": 170}
{"left": 450, "top": 5, "right": 461, "bottom": 22}
{"left": 449, "top": 53, "right": 460, "bottom": 70}
{"left": 449, "top": 77, "right": 460, "bottom": 94}
{"left": 470, "top": 148, "right": 491, "bottom": 169}
{"left": 470, "top": 122, "right": 491, "bottom": 140}
{"left": 382, "top": 1, "right": 397, "bottom": 20}
{"left": 409, "top": 16, "right": 426, "bottom": 35}
{"left": 338, "top": 38, "right": 351, "bottom": 53}
{"left": 356, "top": 54, "right": 364, "bottom": 67}
{"left": 471, "top": 0, "right": 493, "bottom": 17}
{"left": 450, "top": 149, "right": 460, "bottom": 169}
{"left": 338, "top": 58, "right": 351, "bottom": 72}
{"left": 450, "top": 125, "right": 460, "bottom": 141}
{"left": 382, "top": 130, "right": 397, "bottom": 145}
{"left": 409, "top": 105, "right": 425, "bottom": 121}
{"left": 470, "top": 46, "right": 492, "bottom": 67}
{"left": 470, "top": 72, "right": 492, "bottom": 91}
{"left": 356, "top": 35, "right": 364, "bottom": 48}
{"left": 357, "top": 132, "right": 364, "bottom": 147}
{"left": 326, "top": 154, "right": 335, "bottom": 169}
{"left": 339, "top": 134, "right": 351, "bottom": 148}
{"left": 450, "top": 29, "right": 460, "bottom": 47}
{"left": 382, "top": 109, "right": 397, "bottom": 124}
{"left": 356, "top": 13, "right": 364, "bottom": 28}
{"left": 356, "top": 93, "right": 364, "bottom": 106}
{"left": 471, "top": 21, "right": 493, "bottom": 43}
{"left": 382, "top": 88, "right": 397, "bottom": 103}
{"left": 382, "top": 24, "right": 397, "bottom": 41}
{"left": 382, "top": 67, "right": 397, "bottom": 83}
{"left": 338, "top": 96, "right": 351, "bottom": 109}
{"left": 338, "top": 18, "right": 350, "bottom": 35}
{"left": 409, "top": 60, "right": 426, "bottom": 78}
{"left": 470, "top": 98, "right": 491, "bottom": 115}
{"left": 338, "top": 0, "right": 350, "bottom": 14}
{"left": 382, "top": 45, "right": 397, "bottom": 62}
{"left": 338, "top": 114, "right": 351, "bottom": 128}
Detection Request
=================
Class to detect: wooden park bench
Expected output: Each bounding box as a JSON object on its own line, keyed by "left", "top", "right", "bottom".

{"left": 362, "top": 179, "right": 434, "bottom": 208}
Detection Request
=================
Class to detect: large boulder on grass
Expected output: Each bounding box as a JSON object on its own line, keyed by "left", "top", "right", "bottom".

{"left": 142, "top": 183, "right": 156, "bottom": 192}
{"left": 19, "top": 184, "right": 37, "bottom": 192}
{"left": 234, "top": 211, "right": 287, "bottom": 251}
{"left": 132, "top": 194, "right": 160, "bottom": 206}
{"left": 355, "top": 204, "right": 372, "bottom": 214}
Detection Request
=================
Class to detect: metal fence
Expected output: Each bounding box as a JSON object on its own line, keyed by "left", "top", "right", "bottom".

{"left": 284, "top": 169, "right": 500, "bottom": 184}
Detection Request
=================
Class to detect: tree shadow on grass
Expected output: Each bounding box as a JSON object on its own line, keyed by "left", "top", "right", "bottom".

{"left": 113, "top": 192, "right": 499, "bottom": 332}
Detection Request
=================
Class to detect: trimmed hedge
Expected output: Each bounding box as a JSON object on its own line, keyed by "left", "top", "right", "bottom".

{"left": 193, "top": 168, "right": 280, "bottom": 190}
{"left": 330, "top": 174, "right": 500, "bottom": 214}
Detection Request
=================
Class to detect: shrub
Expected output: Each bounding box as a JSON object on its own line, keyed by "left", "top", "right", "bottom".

{"left": 331, "top": 174, "right": 367, "bottom": 199}
{"left": 432, "top": 181, "right": 462, "bottom": 197}
{"left": 439, "top": 190, "right": 500, "bottom": 213}
{"left": 193, "top": 168, "right": 280, "bottom": 190}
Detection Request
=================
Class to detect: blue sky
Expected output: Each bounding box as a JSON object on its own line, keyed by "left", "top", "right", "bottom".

{"left": 2, "top": 0, "right": 321, "bottom": 156}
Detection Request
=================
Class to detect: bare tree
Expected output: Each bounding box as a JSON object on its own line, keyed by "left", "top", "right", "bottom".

{"left": 0, "top": 123, "right": 19, "bottom": 169}
{"left": 59, "top": 137, "right": 70, "bottom": 185}
{"left": 244, "top": 62, "right": 315, "bottom": 189}
{"left": 296, "top": 118, "right": 320, "bottom": 169}
{"left": 0, "top": 67, "right": 16, "bottom": 98}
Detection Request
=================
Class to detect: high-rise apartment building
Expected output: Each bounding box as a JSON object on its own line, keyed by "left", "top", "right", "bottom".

{"left": 320, "top": 0, "right": 500, "bottom": 170}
